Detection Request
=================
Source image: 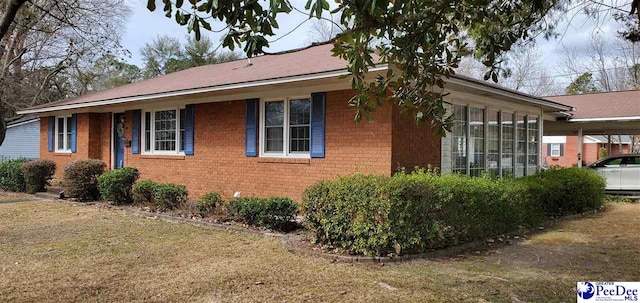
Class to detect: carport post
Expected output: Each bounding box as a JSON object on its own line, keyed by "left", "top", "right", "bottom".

{"left": 577, "top": 127, "right": 583, "bottom": 168}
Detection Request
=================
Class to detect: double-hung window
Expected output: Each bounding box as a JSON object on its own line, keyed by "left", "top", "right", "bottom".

{"left": 550, "top": 143, "right": 561, "bottom": 157}
{"left": 55, "top": 115, "right": 72, "bottom": 152}
{"left": 261, "top": 98, "right": 311, "bottom": 158}
{"left": 141, "top": 108, "right": 186, "bottom": 155}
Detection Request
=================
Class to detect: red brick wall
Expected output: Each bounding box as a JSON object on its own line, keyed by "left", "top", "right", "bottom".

{"left": 390, "top": 105, "right": 442, "bottom": 172}
{"left": 39, "top": 89, "right": 451, "bottom": 201}
{"left": 40, "top": 113, "right": 103, "bottom": 177}
{"left": 118, "top": 89, "right": 394, "bottom": 200}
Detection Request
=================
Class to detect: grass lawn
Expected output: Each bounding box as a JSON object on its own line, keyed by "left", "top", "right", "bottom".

{"left": 1, "top": 193, "right": 639, "bottom": 303}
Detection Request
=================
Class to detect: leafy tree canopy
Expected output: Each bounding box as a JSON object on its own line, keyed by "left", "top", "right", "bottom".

{"left": 147, "top": 0, "right": 639, "bottom": 134}
{"left": 565, "top": 72, "right": 599, "bottom": 95}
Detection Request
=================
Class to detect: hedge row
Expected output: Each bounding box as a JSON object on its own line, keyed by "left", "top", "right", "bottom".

{"left": 302, "top": 167, "right": 606, "bottom": 256}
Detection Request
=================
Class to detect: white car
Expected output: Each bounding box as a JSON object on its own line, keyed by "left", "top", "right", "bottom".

{"left": 588, "top": 154, "right": 640, "bottom": 192}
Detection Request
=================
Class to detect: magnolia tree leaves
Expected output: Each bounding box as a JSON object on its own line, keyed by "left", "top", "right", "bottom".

{"left": 146, "top": 0, "right": 636, "bottom": 135}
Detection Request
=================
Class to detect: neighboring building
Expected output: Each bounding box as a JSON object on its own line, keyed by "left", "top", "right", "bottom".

{"left": 17, "top": 43, "right": 571, "bottom": 200}
{"left": 544, "top": 90, "right": 640, "bottom": 168}
{"left": 0, "top": 115, "right": 40, "bottom": 161}
{"left": 542, "top": 135, "right": 632, "bottom": 167}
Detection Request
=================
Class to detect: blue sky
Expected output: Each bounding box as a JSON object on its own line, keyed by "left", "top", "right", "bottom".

{"left": 122, "top": 0, "right": 319, "bottom": 65}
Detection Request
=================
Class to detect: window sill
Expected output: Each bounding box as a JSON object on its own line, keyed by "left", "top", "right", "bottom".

{"left": 140, "top": 155, "right": 186, "bottom": 160}
{"left": 53, "top": 152, "right": 72, "bottom": 156}
{"left": 257, "top": 157, "right": 310, "bottom": 164}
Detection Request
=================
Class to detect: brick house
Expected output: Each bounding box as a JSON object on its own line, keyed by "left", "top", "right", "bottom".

{"left": 18, "top": 43, "right": 571, "bottom": 200}
{"left": 542, "top": 135, "right": 632, "bottom": 167}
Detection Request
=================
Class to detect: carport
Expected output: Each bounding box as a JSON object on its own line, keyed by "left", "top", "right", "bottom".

{"left": 543, "top": 90, "right": 640, "bottom": 167}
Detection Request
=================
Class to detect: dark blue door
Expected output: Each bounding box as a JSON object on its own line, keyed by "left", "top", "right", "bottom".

{"left": 114, "top": 113, "right": 125, "bottom": 169}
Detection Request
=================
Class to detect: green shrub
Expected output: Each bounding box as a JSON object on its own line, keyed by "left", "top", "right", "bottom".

{"left": 21, "top": 159, "right": 56, "bottom": 194}
{"left": 132, "top": 179, "right": 159, "bottom": 205}
{"left": 0, "top": 159, "right": 28, "bottom": 192}
{"left": 227, "top": 196, "right": 298, "bottom": 231}
{"left": 153, "top": 183, "right": 188, "bottom": 211}
{"left": 301, "top": 168, "right": 604, "bottom": 256}
{"left": 196, "top": 192, "right": 223, "bottom": 216}
{"left": 523, "top": 167, "right": 606, "bottom": 216}
{"left": 63, "top": 159, "right": 106, "bottom": 201}
{"left": 98, "top": 167, "right": 140, "bottom": 204}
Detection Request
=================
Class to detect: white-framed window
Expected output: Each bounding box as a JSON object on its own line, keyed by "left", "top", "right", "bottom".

{"left": 550, "top": 143, "right": 561, "bottom": 157}
{"left": 260, "top": 97, "right": 311, "bottom": 158}
{"left": 55, "top": 115, "right": 72, "bottom": 153}
{"left": 141, "top": 108, "right": 186, "bottom": 155}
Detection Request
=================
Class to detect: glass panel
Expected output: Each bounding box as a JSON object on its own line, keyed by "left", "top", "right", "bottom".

{"left": 265, "top": 101, "right": 284, "bottom": 126}
{"left": 527, "top": 116, "right": 539, "bottom": 175}
{"left": 516, "top": 115, "right": 527, "bottom": 177}
{"left": 451, "top": 105, "right": 467, "bottom": 174}
{"left": 144, "top": 112, "right": 151, "bottom": 152}
{"left": 487, "top": 111, "right": 500, "bottom": 177}
{"left": 501, "top": 112, "right": 514, "bottom": 177}
{"left": 469, "top": 107, "right": 485, "bottom": 177}
{"left": 289, "top": 99, "right": 311, "bottom": 152}
{"left": 266, "top": 128, "right": 284, "bottom": 152}
{"left": 57, "top": 117, "right": 64, "bottom": 150}
{"left": 180, "top": 109, "right": 185, "bottom": 152}
{"left": 550, "top": 144, "right": 560, "bottom": 156}
{"left": 265, "top": 101, "right": 284, "bottom": 152}
{"left": 154, "top": 110, "right": 177, "bottom": 151}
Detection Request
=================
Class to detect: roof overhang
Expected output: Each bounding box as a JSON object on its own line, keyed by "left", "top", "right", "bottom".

{"left": 18, "top": 65, "right": 573, "bottom": 115}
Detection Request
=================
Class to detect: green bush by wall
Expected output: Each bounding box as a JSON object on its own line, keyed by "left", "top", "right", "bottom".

{"left": 98, "top": 167, "right": 140, "bottom": 204}
{"left": 0, "top": 159, "right": 28, "bottom": 192}
{"left": 21, "top": 159, "right": 56, "bottom": 194}
{"left": 63, "top": 159, "right": 106, "bottom": 201}
{"left": 302, "top": 168, "right": 605, "bottom": 256}
{"left": 227, "top": 196, "right": 298, "bottom": 231}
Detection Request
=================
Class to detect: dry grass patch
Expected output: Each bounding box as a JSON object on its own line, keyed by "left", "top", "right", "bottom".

{"left": 0, "top": 195, "right": 639, "bottom": 303}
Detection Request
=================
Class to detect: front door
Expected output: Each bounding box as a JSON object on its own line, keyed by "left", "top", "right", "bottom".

{"left": 114, "top": 113, "right": 125, "bottom": 169}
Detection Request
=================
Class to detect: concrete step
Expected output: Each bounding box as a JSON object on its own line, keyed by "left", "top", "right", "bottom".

{"left": 34, "top": 192, "right": 63, "bottom": 200}
{"left": 46, "top": 186, "right": 65, "bottom": 194}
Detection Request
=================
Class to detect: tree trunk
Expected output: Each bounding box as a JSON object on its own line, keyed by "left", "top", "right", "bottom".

{"left": 0, "top": 115, "right": 6, "bottom": 146}
{"left": 0, "top": 0, "right": 27, "bottom": 41}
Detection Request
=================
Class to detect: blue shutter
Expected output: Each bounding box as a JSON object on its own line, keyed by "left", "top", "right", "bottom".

{"left": 559, "top": 143, "right": 565, "bottom": 156}
{"left": 547, "top": 144, "right": 551, "bottom": 156}
{"left": 310, "top": 92, "right": 326, "bottom": 158}
{"left": 132, "top": 110, "right": 141, "bottom": 154}
{"left": 245, "top": 99, "right": 258, "bottom": 157}
{"left": 70, "top": 114, "right": 77, "bottom": 153}
{"left": 47, "top": 116, "right": 54, "bottom": 152}
{"left": 184, "top": 104, "right": 195, "bottom": 155}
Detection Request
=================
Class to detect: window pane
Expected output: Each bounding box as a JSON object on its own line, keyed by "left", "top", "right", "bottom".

{"left": 527, "top": 116, "right": 539, "bottom": 175}
{"left": 501, "top": 112, "right": 514, "bottom": 178}
{"left": 487, "top": 111, "right": 500, "bottom": 177}
{"left": 266, "top": 127, "right": 283, "bottom": 152}
{"left": 469, "top": 107, "right": 484, "bottom": 177}
{"left": 516, "top": 115, "right": 526, "bottom": 177}
{"left": 265, "top": 101, "right": 284, "bottom": 153}
{"left": 154, "top": 110, "right": 177, "bottom": 151}
{"left": 451, "top": 105, "right": 467, "bottom": 174}
{"left": 57, "top": 117, "right": 64, "bottom": 150}
{"left": 144, "top": 112, "right": 151, "bottom": 152}
{"left": 265, "top": 101, "right": 284, "bottom": 126}
{"left": 289, "top": 99, "right": 311, "bottom": 152}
